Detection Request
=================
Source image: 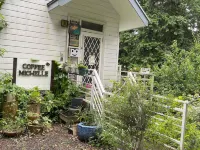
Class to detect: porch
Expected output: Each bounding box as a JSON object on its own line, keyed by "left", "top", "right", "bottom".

{"left": 46, "top": 0, "right": 149, "bottom": 87}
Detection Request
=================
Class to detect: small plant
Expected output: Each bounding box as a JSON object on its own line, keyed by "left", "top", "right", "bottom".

{"left": 41, "top": 116, "right": 52, "bottom": 130}
{"left": 76, "top": 108, "right": 96, "bottom": 126}
{"left": 101, "top": 80, "right": 155, "bottom": 150}
{"left": 27, "top": 112, "right": 40, "bottom": 117}
{"left": 0, "top": 116, "right": 25, "bottom": 132}
{"left": 28, "top": 87, "right": 42, "bottom": 104}
{"left": 78, "top": 63, "right": 88, "bottom": 76}
{"left": 78, "top": 63, "right": 88, "bottom": 69}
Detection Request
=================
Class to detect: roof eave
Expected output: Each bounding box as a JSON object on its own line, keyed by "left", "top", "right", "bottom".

{"left": 129, "top": 0, "right": 150, "bottom": 27}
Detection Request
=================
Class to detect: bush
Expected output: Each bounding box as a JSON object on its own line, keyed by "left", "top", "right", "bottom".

{"left": 154, "top": 41, "right": 200, "bottom": 96}
{"left": 101, "top": 80, "right": 155, "bottom": 150}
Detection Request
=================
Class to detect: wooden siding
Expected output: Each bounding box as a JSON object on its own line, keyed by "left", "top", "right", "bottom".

{"left": 0, "top": 0, "right": 120, "bottom": 86}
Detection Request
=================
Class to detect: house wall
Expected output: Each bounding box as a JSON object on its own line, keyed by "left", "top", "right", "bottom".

{"left": 0, "top": 0, "right": 120, "bottom": 86}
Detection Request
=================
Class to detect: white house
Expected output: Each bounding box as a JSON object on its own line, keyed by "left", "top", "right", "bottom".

{"left": 0, "top": 0, "right": 149, "bottom": 86}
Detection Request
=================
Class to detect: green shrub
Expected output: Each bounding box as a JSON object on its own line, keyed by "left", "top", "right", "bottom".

{"left": 101, "top": 80, "right": 155, "bottom": 150}
{"left": 154, "top": 42, "right": 200, "bottom": 96}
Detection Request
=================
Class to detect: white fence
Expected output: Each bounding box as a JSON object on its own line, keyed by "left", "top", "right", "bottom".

{"left": 71, "top": 70, "right": 189, "bottom": 149}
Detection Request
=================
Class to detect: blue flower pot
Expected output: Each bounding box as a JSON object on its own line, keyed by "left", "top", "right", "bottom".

{"left": 77, "top": 122, "right": 100, "bottom": 141}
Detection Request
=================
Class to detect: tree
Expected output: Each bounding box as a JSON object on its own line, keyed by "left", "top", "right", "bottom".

{"left": 0, "top": 0, "right": 7, "bottom": 57}
{"left": 154, "top": 41, "right": 200, "bottom": 96}
{"left": 119, "top": 0, "right": 200, "bottom": 70}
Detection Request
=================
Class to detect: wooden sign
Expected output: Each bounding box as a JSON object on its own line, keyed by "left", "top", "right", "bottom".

{"left": 13, "top": 58, "right": 54, "bottom": 90}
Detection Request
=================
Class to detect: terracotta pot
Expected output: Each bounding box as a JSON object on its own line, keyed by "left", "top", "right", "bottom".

{"left": 27, "top": 103, "right": 40, "bottom": 114}
{"left": 2, "top": 101, "right": 18, "bottom": 119}
{"left": 27, "top": 115, "right": 40, "bottom": 121}
{"left": 6, "top": 93, "right": 16, "bottom": 102}
{"left": 3, "top": 128, "right": 24, "bottom": 137}
{"left": 28, "top": 124, "right": 44, "bottom": 134}
{"left": 59, "top": 111, "right": 79, "bottom": 125}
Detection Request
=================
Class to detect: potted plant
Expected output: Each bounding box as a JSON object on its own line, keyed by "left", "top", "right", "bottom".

{"left": 78, "top": 63, "right": 88, "bottom": 76}
{"left": 77, "top": 109, "right": 100, "bottom": 141}
{"left": 27, "top": 112, "right": 40, "bottom": 121}
{"left": 0, "top": 117, "right": 25, "bottom": 137}
{"left": 27, "top": 87, "right": 42, "bottom": 115}
{"left": 1, "top": 83, "right": 19, "bottom": 119}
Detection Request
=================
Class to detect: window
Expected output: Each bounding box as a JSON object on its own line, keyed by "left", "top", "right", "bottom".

{"left": 82, "top": 21, "right": 103, "bottom": 32}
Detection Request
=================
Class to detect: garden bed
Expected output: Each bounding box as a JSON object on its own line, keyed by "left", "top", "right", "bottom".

{"left": 0, "top": 124, "right": 100, "bottom": 150}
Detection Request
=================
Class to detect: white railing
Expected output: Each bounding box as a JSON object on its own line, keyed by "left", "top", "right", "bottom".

{"left": 90, "top": 69, "right": 112, "bottom": 118}
{"left": 70, "top": 69, "right": 189, "bottom": 150}
{"left": 151, "top": 95, "right": 189, "bottom": 150}
{"left": 69, "top": 69, "right": 111, "bottom": 117}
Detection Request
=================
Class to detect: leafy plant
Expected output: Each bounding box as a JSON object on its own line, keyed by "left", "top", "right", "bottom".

{"left": 49, "top": 61, "right": 82, "bottom": 121}
{"left": 119, "top": 0, "right": 200, "bottom": 69}
{"left": 0, "top": 116, "right": 25, "bottom": 132}
{"left": 41, "top": 91, "right": 56, "bottom": 114}
{"left": 101, "top": 80, "right": 155, "bottom": 150}
{"left": 27, "top": 112, "right": 40, "bottom": 117}
{"left": 154, "top": 42, "right": 200, "bottom": 96}
{"left": 41, "top": 116, "right": 52, "bottom": 130}
{"left": 0, "top": 0, "right": 7, "bottom": 56}
{"left": 28, "top": 87, "right": 42, "bottom": 104}
{"left": 78, "top": 63, "right": 88, "bottom": 69}
{"left": 76, "top": 108, "right": 96, "bottom": 126}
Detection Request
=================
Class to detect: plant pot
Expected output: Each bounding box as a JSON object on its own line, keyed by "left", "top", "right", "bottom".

{"left": 77, "top": 122, "right": 100, "bottom": 141}
{"left": 27, "top": 103, "right": 40, "bottom": 114}
{"left": 72, "top": 124, "right": 78, "bottom": 136}
{"left": 6, "top": 93, "right": 16, "bottom": 102}
{"left": 28, "top": 124, "right": 44, "bottom": 134}
{"left": 71, "top": 98, "right": 84, "bottom": 109}
{"left": 2, "top": 101, "right": 18, "bottom": 119}
{"left": 59, "top": 111, "right": 79, "bottom": 125}
{"left": 78, "top": 68, "right": 88, "bottom": 76}
{"left": 2, "top": 128, "right": 25, "bottom": 137}
{"left": 27, "top": 115, "right": 40, "bottom": 121}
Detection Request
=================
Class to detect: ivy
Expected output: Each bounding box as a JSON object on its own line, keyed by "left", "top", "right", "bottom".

{"left": 0, "top": 0, "right": 7, "bottom": 57}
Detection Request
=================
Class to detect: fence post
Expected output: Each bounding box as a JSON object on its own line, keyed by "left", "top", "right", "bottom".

{"left": 180, "top": 103, "right": 188, "bottom": 150}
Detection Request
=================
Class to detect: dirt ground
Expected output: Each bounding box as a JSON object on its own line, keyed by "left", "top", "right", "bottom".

{"left": 0, "top": 124, "right": 99, "bottom": 150}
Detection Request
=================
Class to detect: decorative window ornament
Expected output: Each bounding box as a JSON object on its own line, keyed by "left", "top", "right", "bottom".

{"left": 69, "top": 20, "right": 81, "bottom": 35}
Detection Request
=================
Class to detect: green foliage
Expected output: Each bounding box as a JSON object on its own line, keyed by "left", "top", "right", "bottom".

{"left": 101, "top": 80, "right": 155, "bottom": 150}
{"left": 76, "top": 108, "right": 96, "bottom": 126}
{"left": 0, "top": 0, "right": 7, "bottom": 56}
{"left": 28, "top": 87, "right": 42, "bottom": 103}
{"left": 154, "top": 42, "right": 200, "bottom": 96}
{"left": 147, "top": 113, "right": 200, "bottom": 150}
{"left": 78, "top": 63, "right": 88, "bottom": 69}
{"left": 119, "top": 0, "right": 200, "bottom": 69}
{"left": 0, "top": 117, "right": 25, "bottom": 132}
{"left": 48, "top": 62, "right": 81, "bottom": 120}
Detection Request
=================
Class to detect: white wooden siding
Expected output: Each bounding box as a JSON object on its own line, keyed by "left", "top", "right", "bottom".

{"left": 0, "top": 0, "right": 120, "bottom": 86}
{"left": 63, "top": 0, "right": 120, "bottom": 86}
{"left": 0, "top": 0, "right": 68, "bottom": 73}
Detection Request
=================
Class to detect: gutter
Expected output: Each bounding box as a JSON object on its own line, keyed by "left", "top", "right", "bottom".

{"left": 129, "top": 0, "right": 150, "bottom": 26}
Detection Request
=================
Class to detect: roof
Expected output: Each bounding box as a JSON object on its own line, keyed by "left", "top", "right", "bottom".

{"left": 47, "top": 0, "right": 149, "bottom": 31}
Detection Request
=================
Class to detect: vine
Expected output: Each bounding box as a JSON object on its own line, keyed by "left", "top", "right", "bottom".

{"left": 0, "top": 0, "right": 7, "bottom": 57}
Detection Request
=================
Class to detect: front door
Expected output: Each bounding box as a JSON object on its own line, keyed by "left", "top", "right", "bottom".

{"left": 82, "top": 33, "right": 102, "bottom": 84}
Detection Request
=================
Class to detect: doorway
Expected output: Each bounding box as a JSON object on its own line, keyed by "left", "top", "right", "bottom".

{"left": 81, "top": 32, "right": 103, "bottom": 84}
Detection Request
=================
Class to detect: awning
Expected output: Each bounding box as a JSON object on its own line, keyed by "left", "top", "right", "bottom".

{"left": 47, "top": 0, "right": 149, "bottom": 31}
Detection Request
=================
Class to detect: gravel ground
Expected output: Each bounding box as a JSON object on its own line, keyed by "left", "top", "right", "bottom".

{"left": 0, "top": 124, "right": 99, "bottom": 150}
